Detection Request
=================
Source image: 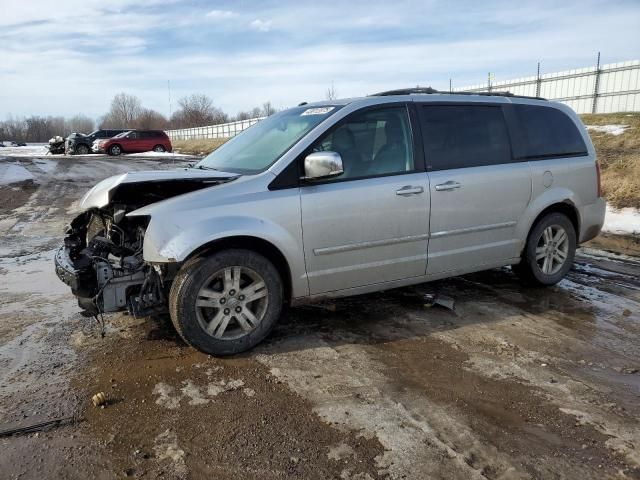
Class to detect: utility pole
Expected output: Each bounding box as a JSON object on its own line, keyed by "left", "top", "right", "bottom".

{"left": 487, "top": 72, "right": 493, "bottom": 92}
{"left": 449, "top": 78, "right": 452, "bottom": 93}
{"left": 536, "top": 62, "right": 542, "bottom": 98}
{"left": 592, "top": 52, "right": 601, "bottom": 114}
{"left": 168, "top": 80, "right": 172, "bottom": 124}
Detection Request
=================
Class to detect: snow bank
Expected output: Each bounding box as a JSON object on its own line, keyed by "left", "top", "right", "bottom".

{"left": 586, "top": 124, "right": 630, "bottom": 136}
{"left": 0, "top": 163, "right": 34, "bottom": 185}
{"left": 0, "top": 145, "right": 49, "bottom": 157}
{"left": 603, "top": 204, "right": 640, "bottom": 236}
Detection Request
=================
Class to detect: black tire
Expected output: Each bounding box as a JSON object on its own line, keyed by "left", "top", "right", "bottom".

{"left": 153, "top": 144, "right": 166, "bottom": 152}
{"left": 108, "top": 144, "right": 122, "bottom": 156}
{"left": 169, "top": 249, "right": 283, "bottom": 356}
{"left": 513, "top": 212, "right": 576, "bottom": 286}
{"left": 75, "top": 144, "right": 90, "bottom": 155}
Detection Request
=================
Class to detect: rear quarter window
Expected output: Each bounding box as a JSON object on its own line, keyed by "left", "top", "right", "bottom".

{"left": 513, "top": 104, "right": 587, "bottom": 159}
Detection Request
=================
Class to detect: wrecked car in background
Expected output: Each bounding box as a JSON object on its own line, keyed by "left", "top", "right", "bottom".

{"left": 66, "top": 129, "right": 128, "bottom": 155}
{"left": 55, "top": 89, "right": 605, "bottom": 356}
{"left": 47, "top": 135, "right": 65, "bottom": 155}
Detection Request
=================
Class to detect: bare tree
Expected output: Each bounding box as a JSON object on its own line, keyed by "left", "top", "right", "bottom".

{"left": 135, "top": 108, "right": 169, "bottom": 130}
{"left": 325, "top": 82, "right": 338, "bottom": 101}
{"left": 101, "top": 93, "right": 142, "bottom": 128}
{"left": 261, "top": 101, "right": 275, "bottom": 116}
{"left": 235, "top": 111, "right": 252, "bottom": 121}
{"left": 66, "top": 114, "right": 95, "bottom": 134}
{"left": 170, "top": 94, "right": 228, "bottom": 128}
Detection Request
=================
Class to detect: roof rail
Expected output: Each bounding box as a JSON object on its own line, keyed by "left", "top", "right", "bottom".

{"left": 370, "top": 87, "right": 546, "bottom": 101}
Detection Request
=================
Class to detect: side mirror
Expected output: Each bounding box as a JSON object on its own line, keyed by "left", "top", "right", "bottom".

{"left": 303, "top": 151, "right": 344, "bottom": 180}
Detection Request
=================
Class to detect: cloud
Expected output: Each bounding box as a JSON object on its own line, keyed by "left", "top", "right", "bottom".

{"left": 249, "top": 19, "right": 272, "bottom": 32}
{"left": 206, "top": 10, "right": 236, "bottom": 20}
{"left": 1, "top": 0, "right": 639, "bottom": 119}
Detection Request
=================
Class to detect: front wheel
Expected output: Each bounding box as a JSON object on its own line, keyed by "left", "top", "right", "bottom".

{"left": 75, "top": 144, "right": 90, "bottom": 155}
{"left": 153, "top": 144, "right": 166, "bottom": 152}
{"left": 513, "top": 212, "right": 576, "bottom": 286}
{"left": 169, "top": 249, "right": 283, "bottom": 355}
{"left": 108, "top": 144, "right": 122, "bottom": 156}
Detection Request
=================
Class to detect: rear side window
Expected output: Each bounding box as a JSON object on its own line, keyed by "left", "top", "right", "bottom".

{"left": 513, "top": 105, "right": 587, "bottom": 159}
{"left": 420, "top": 105, "right": 512, "bottom": 171}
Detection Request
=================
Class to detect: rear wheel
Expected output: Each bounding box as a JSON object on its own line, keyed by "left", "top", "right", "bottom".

{"left": 513, "top": 212, "right": 576, "bottom": 286}
{"left": 109, "top": 144, "right": 122, "bottom": 156}
{"left": 75, "top": 144, "right": 90, "bottom": 155}
{"left": 169, "top": 249, "right": 283, "bottom": 355}
{"left": 153, "top": 144, "right": 166, "bottom": 152}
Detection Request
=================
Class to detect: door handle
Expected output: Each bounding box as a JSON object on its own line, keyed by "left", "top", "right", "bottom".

{"left": 434, "top": 181, "right": 461, "bottom": 191}
{"left": 395, "top": 185, "right": 424, "bottom": 196}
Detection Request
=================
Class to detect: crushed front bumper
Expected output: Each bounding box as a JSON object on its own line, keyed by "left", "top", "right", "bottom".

{"left": 54, "top": 246, "right": 99, "bottom": 314}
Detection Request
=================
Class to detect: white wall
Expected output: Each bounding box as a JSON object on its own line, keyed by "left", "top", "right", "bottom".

{"left": 455, "top": 60, "right": 640, "bottom": 114}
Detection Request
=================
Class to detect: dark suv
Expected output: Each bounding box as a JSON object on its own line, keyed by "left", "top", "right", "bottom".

{"left": 93, "top": 130, "right": 172, "bottom": 155}
{"left": 66, "top": 129, "right": 128, "bottom": 155}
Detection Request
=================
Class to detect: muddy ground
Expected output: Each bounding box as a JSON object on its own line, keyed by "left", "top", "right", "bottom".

{"left": 0, "top": 154, "right": 638, "bottom": 480}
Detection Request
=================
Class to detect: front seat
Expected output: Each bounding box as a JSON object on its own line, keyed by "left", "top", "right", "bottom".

{"left": 371, "top": 118, "right": 408, "bottom": 175}
{"left": 331, "top": 128, "right": 365, "bottom": 178}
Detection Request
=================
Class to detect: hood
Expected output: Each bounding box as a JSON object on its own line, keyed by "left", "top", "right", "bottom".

{"left": 67, "top": 132, "right": 89, "bottom": 139}
{"left": 80, "top": 168, "right": 237, "bottom": 210}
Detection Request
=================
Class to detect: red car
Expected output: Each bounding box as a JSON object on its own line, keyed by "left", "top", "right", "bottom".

{"left": 93, "top": 130, "right": 172, "bottom": 156}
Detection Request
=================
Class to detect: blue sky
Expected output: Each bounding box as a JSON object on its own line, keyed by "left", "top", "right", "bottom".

{"left": 1, "top": 0, "right": 639, "bottom": 119}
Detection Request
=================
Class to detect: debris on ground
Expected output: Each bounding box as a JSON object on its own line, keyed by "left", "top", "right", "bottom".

{"left": 91, "top": 392, "right": 108, "bottom": 407}
{"left": 0, "top": 416, "right": 78, "bottom": 438}
{"left": 422, "top": 293, "right": 455, "bottom": 310}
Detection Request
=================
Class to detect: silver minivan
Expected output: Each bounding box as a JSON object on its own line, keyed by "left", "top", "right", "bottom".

{"left": 55, "top": 89, "right": 605, "bottom": 355}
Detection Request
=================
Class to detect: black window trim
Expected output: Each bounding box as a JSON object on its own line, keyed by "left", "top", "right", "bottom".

{"left": 417, "top": 101, "right": 517, "bottom": 172}
{"left": 269, "top": 102, "right": 426, "bottom": 190}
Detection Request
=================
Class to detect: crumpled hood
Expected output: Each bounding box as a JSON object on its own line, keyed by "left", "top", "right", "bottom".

{"left": 80, "top": 168, "right": 236, "bottom": 210}
{"left": 67, "top": 132, "right": 89, "bottom": 141}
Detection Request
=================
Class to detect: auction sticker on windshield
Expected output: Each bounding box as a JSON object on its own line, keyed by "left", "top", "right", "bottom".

{"left": 301, "top": 107, "right": 335, "bottom": 116}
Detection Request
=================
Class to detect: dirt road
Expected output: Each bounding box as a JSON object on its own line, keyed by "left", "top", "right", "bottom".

{"left": 0, "top": 155, "right": 638, "bottom": 479}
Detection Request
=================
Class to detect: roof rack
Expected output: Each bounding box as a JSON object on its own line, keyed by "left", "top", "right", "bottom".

{"left": 370, "top": 87, "right": 546, "bottom": 101}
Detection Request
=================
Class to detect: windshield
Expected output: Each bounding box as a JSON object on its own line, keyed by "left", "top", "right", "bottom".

{"left": 196, "top": 105, "right": 341, "bottom": 174}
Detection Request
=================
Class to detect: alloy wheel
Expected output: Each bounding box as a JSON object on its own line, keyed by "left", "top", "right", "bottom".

{"left": 195, "top": 266, "right": 269, "bottom": 340}
{"left": 535, "top": 225, "right": 569, "bottom": 275}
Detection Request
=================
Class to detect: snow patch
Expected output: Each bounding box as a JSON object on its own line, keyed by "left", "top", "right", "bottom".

{"left": 603, "top": 205, "right": 640, "bottom": 236}
{"left": 0, "top": 163, "right": 34, "bottom": 185}
{"left": 0, "top": 145, "right": 49, "bottom": 157}
{"left": 180, "top": 380, "right": 209, "bottom": 405}
{"left": 127, "top": 151, "right": 193, "bottom": 157}
{"left": 153, "top": 378, "right": 249, "bottom": 409}
{"left": 154, "top": 429, "right": 187, "bottom": 477}
{"left": 207, "top": 378, "right": 245, "bottom": 396}
{"left": 152, "top": 382, "right": 180, "bottom": 409}
{"left": 585, "top": 124, "right": 630, "bottom": 136}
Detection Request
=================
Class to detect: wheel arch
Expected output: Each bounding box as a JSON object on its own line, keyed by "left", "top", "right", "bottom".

{"left": 526, "top": 202, "right": 580, "bottom": 245}
{"left": 184, "top": 235, "right": 293, "bottom": 303}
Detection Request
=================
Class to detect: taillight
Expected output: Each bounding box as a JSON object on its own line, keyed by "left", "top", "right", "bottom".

{"left": 595, "top": 160, "right": 602, "bottom": 197}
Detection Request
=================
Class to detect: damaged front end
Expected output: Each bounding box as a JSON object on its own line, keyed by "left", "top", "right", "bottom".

{"left": 54, "top": 168, "right": 236, "bottom": 318}
{"left": 55, "top": 207, "right": 168, "bottom": 318}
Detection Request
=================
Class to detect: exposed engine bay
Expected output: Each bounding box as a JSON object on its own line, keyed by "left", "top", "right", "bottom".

{"left": 54, "top": 172, "right": 235, "bottom": 318}
{"left": 55, "top": 206, "right": 166, "bottom": 317}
